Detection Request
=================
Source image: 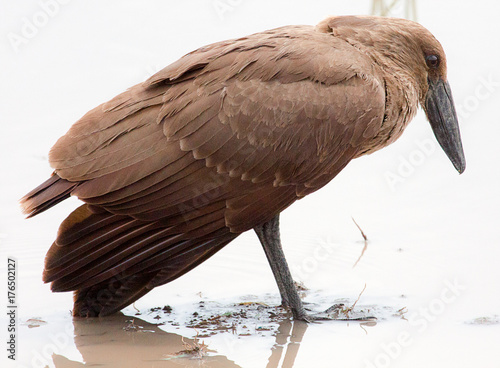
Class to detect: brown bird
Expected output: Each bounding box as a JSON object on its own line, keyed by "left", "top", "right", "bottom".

{"left": 21, "top": 15, "right": 465, "bottom": 320}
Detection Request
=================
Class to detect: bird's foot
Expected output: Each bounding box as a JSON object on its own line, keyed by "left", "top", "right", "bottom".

{"left": 291, "top": 303, "right": 376, "bottom": 322}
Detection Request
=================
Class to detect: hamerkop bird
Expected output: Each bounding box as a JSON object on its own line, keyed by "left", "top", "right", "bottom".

{"left": 21, "top": 15, "right": 465, "bottom": 320}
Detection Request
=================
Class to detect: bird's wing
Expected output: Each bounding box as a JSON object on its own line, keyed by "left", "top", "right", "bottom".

{"left": 48, "top": 26, "right": 385, "bottom": 233}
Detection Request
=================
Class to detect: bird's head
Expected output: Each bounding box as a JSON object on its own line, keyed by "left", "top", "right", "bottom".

{"left": 317, "top": 16, "right": 466, "bottom": 174}
{"left": 418, "top": 33, "right": 466, "bottom": 174}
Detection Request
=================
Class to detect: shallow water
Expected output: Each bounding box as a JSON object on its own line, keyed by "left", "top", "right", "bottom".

{"left": 2, "top": 1, "right": 500, "bottom": 367}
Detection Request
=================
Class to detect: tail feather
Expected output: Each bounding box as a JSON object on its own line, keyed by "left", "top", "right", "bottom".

{"left": 72, "top": 233, "right": 235, "bottom": 317}
{"left": 73, "top": 273, "right": 157, "bottom": 317}
{"left": 20, "top": 174, "right": 78, "bottom": 218}
{"left": 23, "top": 175, "right": 238, "bottom": 317}
{"left": 146, "top": 233, "right": 235, "bottom": 288}
{"left": 44, "top": 217, "right": 156, "bottom": 280}
{"left": 42, "top": 203, "right": 236, "bottom": 317}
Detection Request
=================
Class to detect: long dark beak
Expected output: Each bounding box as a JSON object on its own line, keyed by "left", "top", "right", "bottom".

{"left": 425, "top": 78, "right": 466, "bottom": 174}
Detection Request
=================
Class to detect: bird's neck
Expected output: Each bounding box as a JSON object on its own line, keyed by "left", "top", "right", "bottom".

{"left": 332, "top": 35, "right": 422, "bottom": 156}
{"left": 355, "top": 63, "right": 420, "bottom": 158}
{"left": 380, "top": 68, "right": 420, "bottom": 145}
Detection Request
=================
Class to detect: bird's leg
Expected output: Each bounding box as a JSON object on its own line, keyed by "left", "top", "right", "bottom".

{"left": 254, "top": 214, "right": 309, "bottom": 321}
{"left": 254, "top": 216, "right": 290, "bottom": 308}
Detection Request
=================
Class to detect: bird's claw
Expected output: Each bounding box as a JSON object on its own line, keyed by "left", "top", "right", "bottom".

{"left": 292, "top": 303, "right": 376, "bottom": 322}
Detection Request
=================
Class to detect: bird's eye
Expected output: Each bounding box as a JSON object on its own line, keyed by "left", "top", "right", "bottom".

{"left": 425, "top": 55, "right": 440, "bottom": 69}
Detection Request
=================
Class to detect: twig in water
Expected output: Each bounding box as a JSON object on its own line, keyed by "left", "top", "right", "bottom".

{"left": 123, "top": 319, "right": 140, "bottom": 332}
{"left": 352, "top": 217, "right": 367, "bottom": 241}
{"left": 394, "top": 307, "right": 408, "bottom": 321}
{"left": 177, "top": 329, "right": 210, "bottom": 359}
{"left": 342, "top": 283, "right": 367, "bottom": 318}
{"left": 132, "top": 302, "right": 140, "bottom": 314}
{"left": 352, "top": 217, "right": 368, "bottom": 268}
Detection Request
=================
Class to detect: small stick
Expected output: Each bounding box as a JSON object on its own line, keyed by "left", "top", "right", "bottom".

{"left": 352, "top": 217, "right": 367, "bottom": 241}
{"left": 343, "top": 283, "right": 367, "bottom": 317}
{"left": 132, "top": 302, "right": 140, "bottom": 313}
{"left": 352, "top": 217, "right": 368, "bottom": 268}
{"left": 350, "top": 283, "right": 367, "bottom": 311}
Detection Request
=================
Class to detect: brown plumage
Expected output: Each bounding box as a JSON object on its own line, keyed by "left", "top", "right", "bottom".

{"left": 21, "top": 15, "right": 465, "bottom": 319}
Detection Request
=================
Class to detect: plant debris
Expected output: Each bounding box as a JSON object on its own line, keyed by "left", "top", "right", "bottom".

{"left": 23, "top": 318, "right": 47, "bottom": 328}
{"left": 341, "top": 283, "right": 367, "bottom": 318}
{"left": 294, "top": 281, "right": 309, "bottom": 299}
{"left": 165, "top": 301, "right": 289, "bottom": 337}
{"left": 321, "top": 284, "right": 372, "bottom": 320}
{"left": 163, "top": 305, "right": 173, "bottom": 313}
{"left": 167, "top": 330, "right": 213, "bottom": 360}
{"left": 394, "top": 307, "right": 408, "bottom": 321}
{"left": 466, "top": 316, "right": 500, "bottom": 325}
{"left": 123, "top": 319, "right": 140, "bottom": 332}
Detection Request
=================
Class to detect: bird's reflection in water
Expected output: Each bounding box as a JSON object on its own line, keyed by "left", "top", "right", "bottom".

{"left": 266, "top": 320, "right": 307, "bottom": 368}
{"left": 49, "top": 314, "right": 313, "bottom": 368}
{"left": 51, "top": 314, "right": 240, "bottom": 367}
{"left": 265, "top": 318, "right": 376, "bottom": 367}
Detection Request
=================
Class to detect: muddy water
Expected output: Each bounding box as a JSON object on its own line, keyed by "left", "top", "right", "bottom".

{"left": 20, "top": 313, "right": 314, "bottom": 368}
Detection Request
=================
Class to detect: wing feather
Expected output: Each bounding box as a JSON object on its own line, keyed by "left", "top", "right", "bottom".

{"left": 45, "top": 24, "right": 384, "bottom": 243}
